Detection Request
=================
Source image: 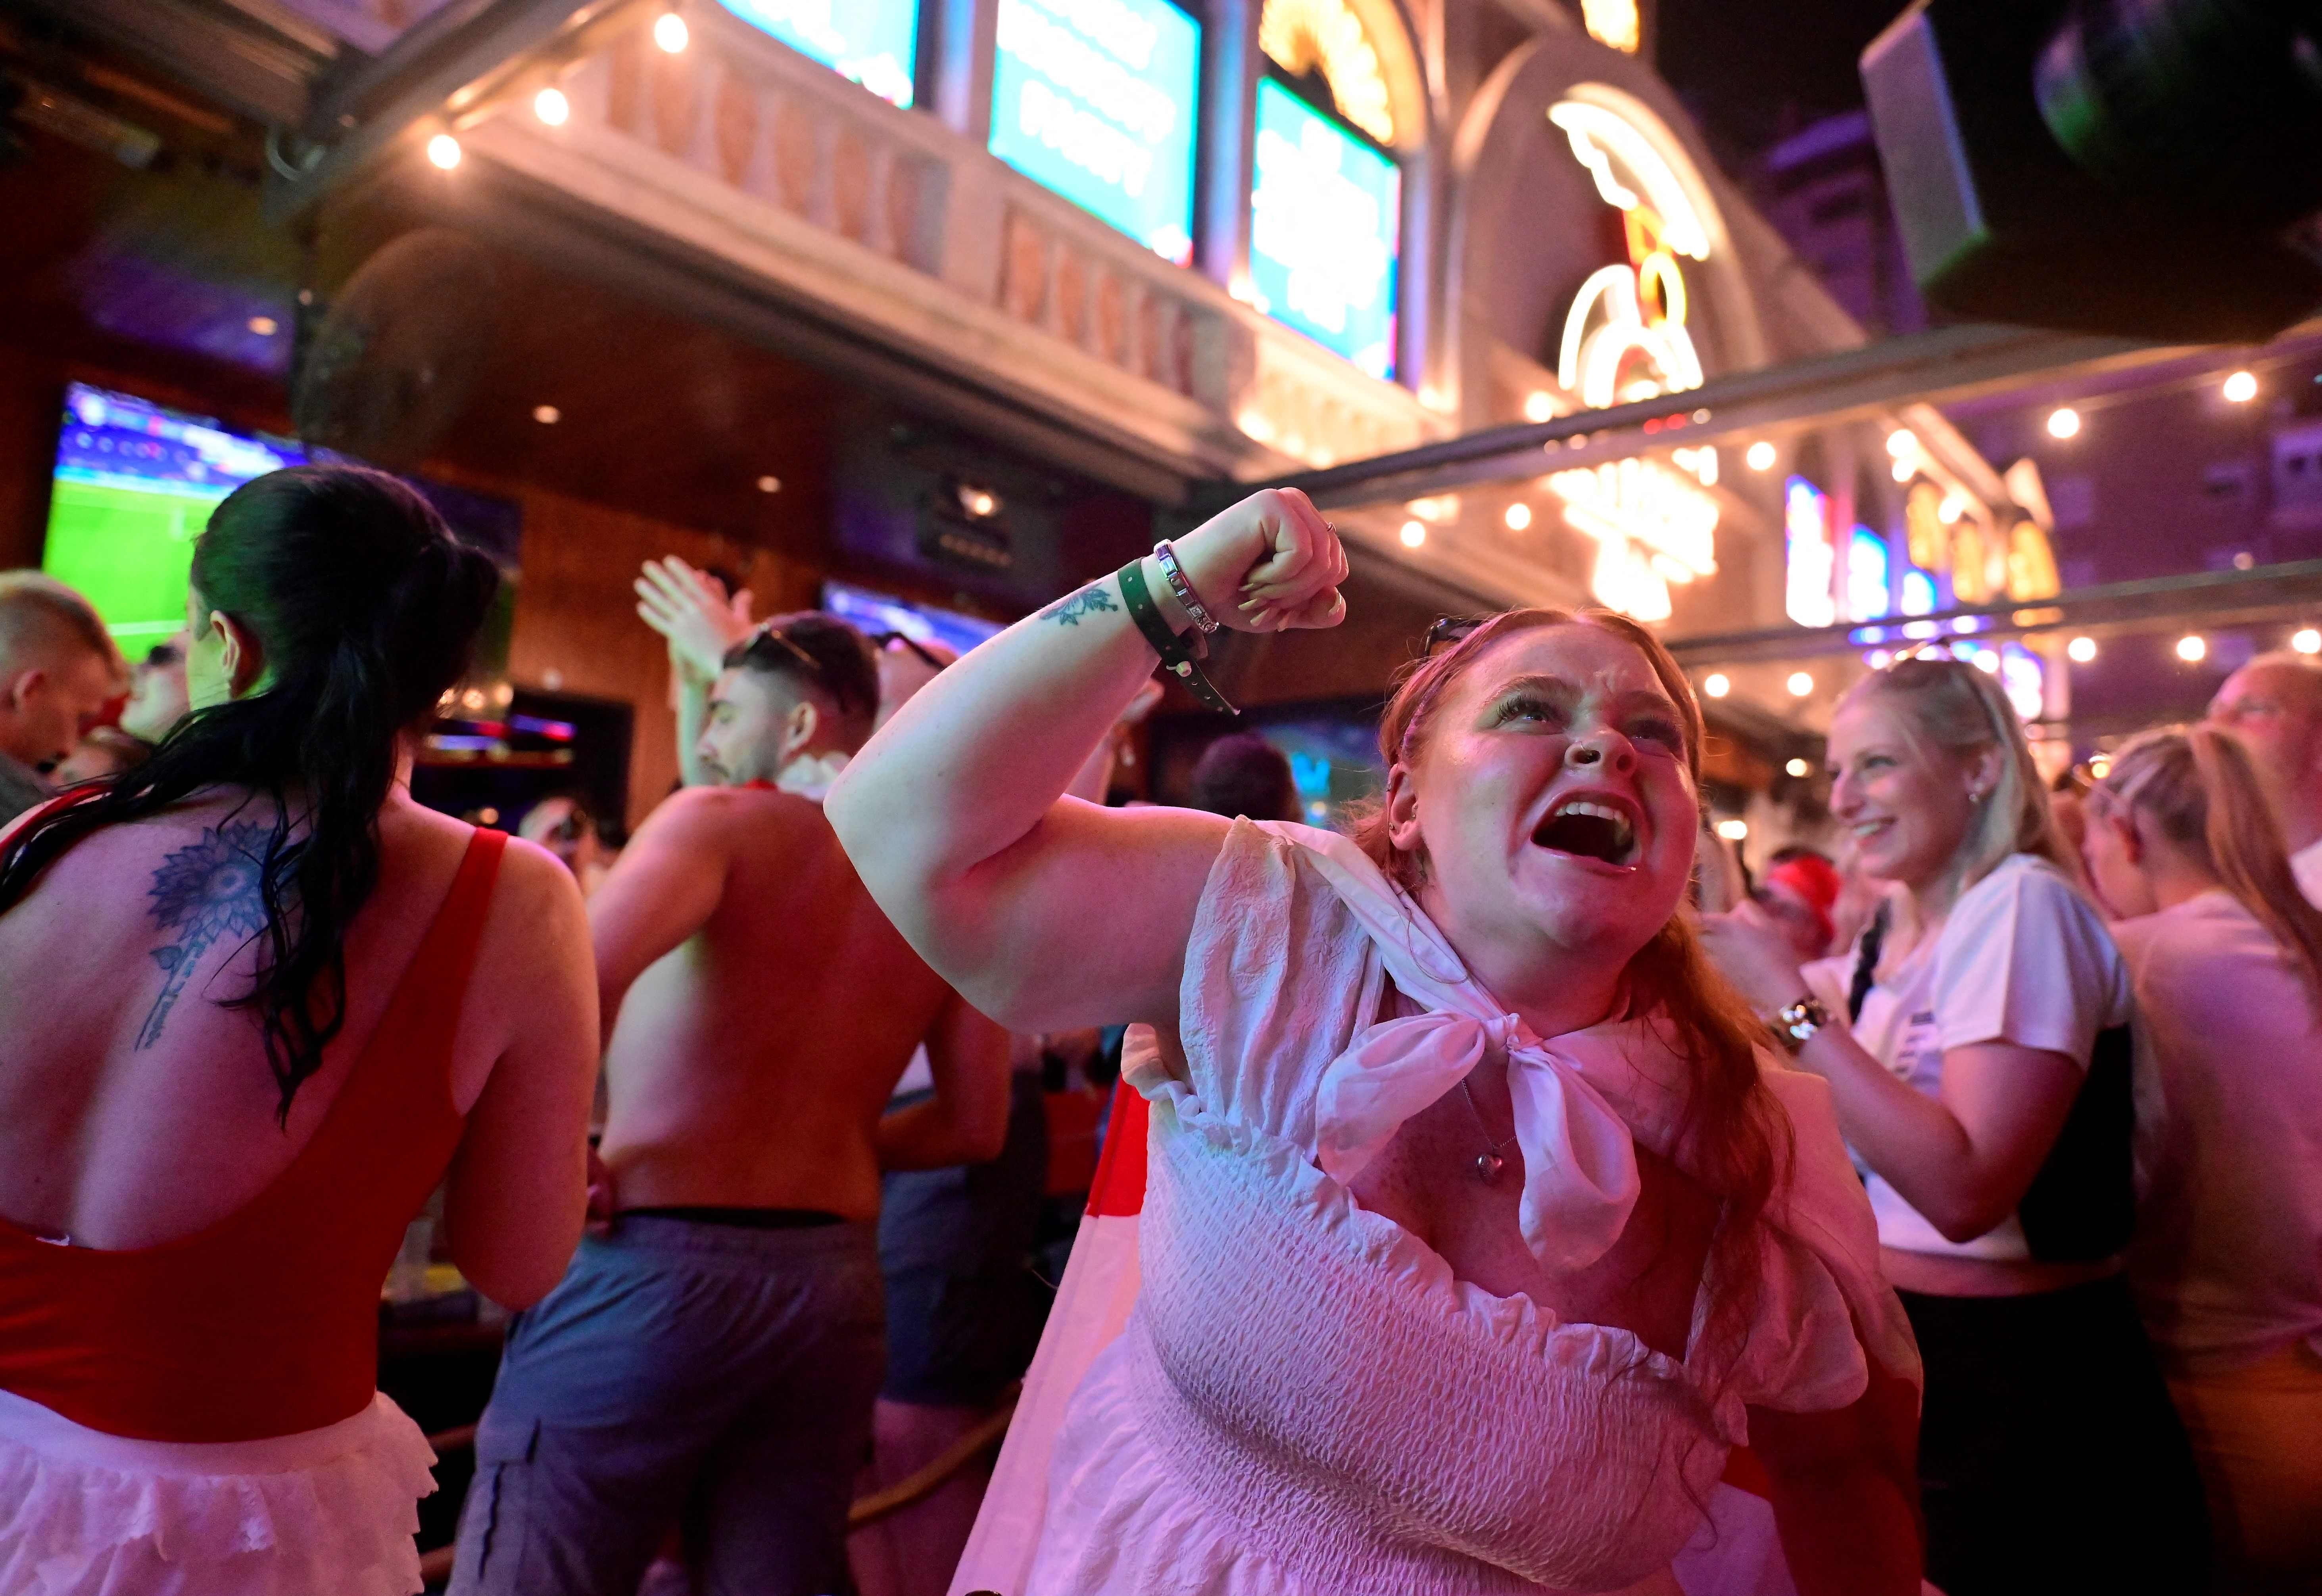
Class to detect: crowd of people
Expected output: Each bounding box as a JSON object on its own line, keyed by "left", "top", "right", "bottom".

{"left": 0, "top": 463, "right": 2316, "bottom": 1596}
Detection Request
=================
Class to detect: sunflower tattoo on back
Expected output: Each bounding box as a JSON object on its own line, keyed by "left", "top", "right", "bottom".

{"left": 137, "top": 822, "right": 269, "bottom": 1049}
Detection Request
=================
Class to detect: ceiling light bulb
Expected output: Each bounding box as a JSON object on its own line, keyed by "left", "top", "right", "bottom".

{"left": 1504, "top": 503, "right": 1533, "bottom": 531}
{"left": 532, "top": 404, "right": 560, "bottom": 424}
{"left": 1885, "top": 430, "right": 1915, "bottom": 457}
{"left": 534, "top": 87, "right": 570, "bottom": 126}
{"left": 1702, "top": 672, "right": 1730, "bottom": 699}
{"left": 1786, "top": 671, "right": 1814, "bottom": 697}
{"left": 1744, "top": 440, "right": 1776, "bottom": 472}
{"left": 653, "top": 11, "right": 689, "bottom": 51}
{"left": 2222, "top": 370, "right": 2258, "bottom": 403}
{"left": 1785, "top": 757, "right": 1810, "bottom": 778}
{"left": 246, "top": 315, "right": 278, "bottom": 336}
{"left": 2176, "top": 634, "right": 2207, "bottom": 663}
{"left": 2047, "top": 406, "right": 2082, "bottom": 439}
{"left": 1715, "top": 818, "right": 1748, "bottom": 841}
{"left": 2067, "top": 635, "right": 2097, "bottom": 663}
{"left": 2294, "top": 628, "right": 2322, "bottom": 655}
{"left": 426, "top": 132, "right": 462, "bottom": 170}
{"left": 756, "top": 475, "right": 782, "bottom": 494}
{"left": 1399, "top": 520, "right": 1427, "bottom": 549}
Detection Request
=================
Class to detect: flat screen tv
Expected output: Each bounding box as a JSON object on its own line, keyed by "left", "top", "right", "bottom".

{"left": 44, "top": 383, "right": 305, "bottom": 650}
{"left": 820, "top": 579, "right": 1003, "bottom": 657}
{"left": 42, "top": 383, "right": 523, "bottom": 677}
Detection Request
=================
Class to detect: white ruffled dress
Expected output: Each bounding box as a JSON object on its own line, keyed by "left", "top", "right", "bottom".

{"left": 0, "top": 1387, "right": 437, "bottom": 1596}
{"left": 1023, "top": 820, "right": 1919, "bottom": 1596}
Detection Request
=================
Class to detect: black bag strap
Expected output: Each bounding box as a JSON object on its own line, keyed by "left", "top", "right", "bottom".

{"left": 1847, "top": 900, "right": 1892, "bottom": 1024}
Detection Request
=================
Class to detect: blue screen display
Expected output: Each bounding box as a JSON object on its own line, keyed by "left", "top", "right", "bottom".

{"left": 715, "top": 0, "right": 920, "bottom": 107}
{"left": 987, "top": 0, "right": 1200, "bottom": 265}
{"left": 1900, "top": 566, "right": 1938, "bottom": 616}
{"left": 1247, "top": 79, "right": 1401, "bottom": 379}
{"left": 1847, "top": 526, "right": 1892, "bottom": 620}
{"left": 821, "top": 579, "right": 1002, "bottom": 660}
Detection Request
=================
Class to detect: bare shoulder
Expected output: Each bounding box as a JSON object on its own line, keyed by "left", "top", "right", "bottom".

{"left": 638, "top": 783, "right": 834, "bottom": 860}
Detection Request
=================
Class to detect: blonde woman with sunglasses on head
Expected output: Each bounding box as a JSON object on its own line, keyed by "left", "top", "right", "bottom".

{"left": 2085, "top": 725, "right": 2322, "bottom": 1593}
{"left": 1700, "top": 654, "right": 2209, "bottom": 1596}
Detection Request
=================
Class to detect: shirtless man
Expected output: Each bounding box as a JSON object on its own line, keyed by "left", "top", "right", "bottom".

{"left": 452, "top": 614, "right": 1011, "bottom": 1596}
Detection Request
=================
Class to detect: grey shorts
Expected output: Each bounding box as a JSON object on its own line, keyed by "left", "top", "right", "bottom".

{"left": 447, "top": 1214, "right": 885, "bottom": 1596}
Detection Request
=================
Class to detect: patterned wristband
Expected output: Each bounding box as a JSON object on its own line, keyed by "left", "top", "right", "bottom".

{"left": 1152, "top": 540, "right": 1220, "bottom": 635}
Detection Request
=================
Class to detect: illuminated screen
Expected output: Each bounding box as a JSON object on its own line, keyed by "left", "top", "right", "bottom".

{"left": 1783, "top": 477, "right": 1834, "bottom": 629}
{"left": 2000, "top": 642, "right": 2044, "bottom": 721}
{"left": 714, "top": 0, "right": 919, "bottom": 107}
{"left": 1847, "top": 526, "right": 1891, "bottom": 621}
{"left": 987, "top": 0, "right": 1199, "bottom": 265}
{"left": 44, "top": 384, "right": 306, "bottom": 648}
{"left": 1248, "top": 79, "right": 1401, "bottom": 379}
{"left": 821, "top": 579, "right": 1003, "bottom": 659}
{"left": 1900, "top": 567, "right": 1938, "bottom": 616}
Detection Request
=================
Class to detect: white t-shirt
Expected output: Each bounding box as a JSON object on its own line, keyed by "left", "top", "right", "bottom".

{"left": 1802, "top": 854, "right": 2133, "bottom": 1261}
{"left": 2118, "top": 891, "right": 2322, "bottom": 1373}
{"left": 2292, "top": 836, "right": 2322, "bottom": 911}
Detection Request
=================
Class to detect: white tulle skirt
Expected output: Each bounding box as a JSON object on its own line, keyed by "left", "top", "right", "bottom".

{"left": 0, "top": 1387, "right": 438, "bottom": 1596}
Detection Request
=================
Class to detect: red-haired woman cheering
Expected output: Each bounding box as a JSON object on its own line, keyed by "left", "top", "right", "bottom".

{"left": 828, "top": 491, "right": 1921, "bottom": 1596}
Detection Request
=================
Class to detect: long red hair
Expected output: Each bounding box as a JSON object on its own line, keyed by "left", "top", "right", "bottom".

{"left": 1349, "top": 609, "right": 1790, "bottom": 1373}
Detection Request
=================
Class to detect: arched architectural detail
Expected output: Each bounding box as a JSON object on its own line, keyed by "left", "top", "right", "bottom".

{"left": 1441, "top": 37, "right": 1768, "bottom": 416}
{"left": 1257, "top": 0, "right": 1430, "bottom": 153}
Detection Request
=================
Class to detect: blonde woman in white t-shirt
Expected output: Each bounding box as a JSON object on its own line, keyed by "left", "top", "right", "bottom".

{"left": 2085, "top": 724, "right": 2322, "bottom": 1591}
{"left": 1701, "top": 655, "right": 2208, "bottom": 1596}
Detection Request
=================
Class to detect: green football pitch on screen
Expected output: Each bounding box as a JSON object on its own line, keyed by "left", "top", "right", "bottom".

{"left": 42, "top": 478, "right": 219, "bottom": 649}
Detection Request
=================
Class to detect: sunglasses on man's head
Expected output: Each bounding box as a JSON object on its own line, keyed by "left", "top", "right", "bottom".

{"left": 868, "top": 630, "right": 946, "bottom": 672}
{"left": 737, "top": 623, "right": 823, "bottom": 677}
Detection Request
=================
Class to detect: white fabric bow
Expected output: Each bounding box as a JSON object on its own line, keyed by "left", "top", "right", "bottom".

{"left": 1279, "top": 824, "right": 1684, "bottom": 1275}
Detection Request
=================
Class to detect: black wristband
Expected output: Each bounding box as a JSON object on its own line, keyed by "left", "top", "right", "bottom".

{"left": 1118, "top": 557, "right": 1238, "bottom": 715}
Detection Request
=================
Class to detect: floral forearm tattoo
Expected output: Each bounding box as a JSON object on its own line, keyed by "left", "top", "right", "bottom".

{"left": 136, "top": 822, "right": 268, "bottom": 1049}
{"left": 1040, "top": 585, "right": 1119, "bottom": 626}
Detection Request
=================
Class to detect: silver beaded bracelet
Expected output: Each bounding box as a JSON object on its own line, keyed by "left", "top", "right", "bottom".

{"left": 1152, "top": 540, "right": 1220, "bottom": 635}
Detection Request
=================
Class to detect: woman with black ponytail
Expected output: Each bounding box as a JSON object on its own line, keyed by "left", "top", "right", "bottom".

{"left": 0, "top": 466, "right": 598, "bottom": 1594}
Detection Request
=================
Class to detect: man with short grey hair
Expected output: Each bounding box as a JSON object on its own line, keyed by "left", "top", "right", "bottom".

{"left": 2209, "top": 648, "right": 2322, "bottom": 905}
{"left": 0, "top": 572, "right": 125, "bottom": 821}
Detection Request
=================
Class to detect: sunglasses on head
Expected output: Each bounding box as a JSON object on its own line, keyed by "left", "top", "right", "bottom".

{"left": 868, "top": 630, "right": 946, "bottom": 672}
{"left": 736, "top": 623, "right": 823, "bottom": 677}
{"left": 1422, "top": 615, "right": 1487, "bottom": 657}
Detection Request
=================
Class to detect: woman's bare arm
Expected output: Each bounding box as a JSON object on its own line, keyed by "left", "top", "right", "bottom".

{"left": 1700, "top": 902, "right": 2086, "bottom": 1243}
{"left": 441, "top": 842, "right": 599, "bottom": 1307}
{"left": 826, "top": 490, "right": 1346, "bottom": 1034}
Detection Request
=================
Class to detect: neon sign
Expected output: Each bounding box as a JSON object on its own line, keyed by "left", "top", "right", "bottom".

{"left": 1549, "top": 460, "right": 1717, "bottom": 624}
{"left": 1848, "top": 526, "right": 1891, "bottom": 621}
{"left": 1542, "top": 96, "right": 1720, "bottom": 619}
{"left": 1258, "top": 0, "right": 1395, "bottom": 145}
{"left": 1785, "top": 477, "right": 1835, "bottom": 628}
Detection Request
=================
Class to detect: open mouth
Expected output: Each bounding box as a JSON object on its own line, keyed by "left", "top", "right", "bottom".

{"left": 1532, "top": 799, "right": 1639, "bottom": 866}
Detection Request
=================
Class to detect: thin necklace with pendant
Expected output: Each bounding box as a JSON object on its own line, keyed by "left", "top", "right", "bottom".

{"left": 1458, "top": 1076, "right": 1519, "bottom": 1184}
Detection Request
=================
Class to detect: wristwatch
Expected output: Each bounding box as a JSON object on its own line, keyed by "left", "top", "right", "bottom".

{"left": 1774, "top": 994, "right": 1832, "bottom": 1052}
